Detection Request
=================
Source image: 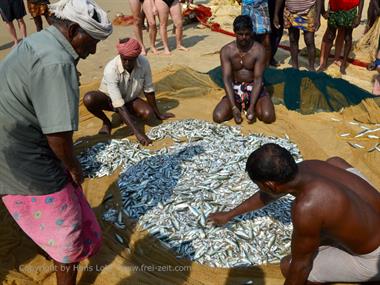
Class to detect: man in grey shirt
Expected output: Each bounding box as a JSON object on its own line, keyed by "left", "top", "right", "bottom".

{"left": 0, "top": 0, "right": 112, "bottom": 284}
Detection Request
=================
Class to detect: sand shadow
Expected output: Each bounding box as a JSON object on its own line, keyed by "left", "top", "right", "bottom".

{"left": 0, "top": 201, "right": 49, "bottom": 283}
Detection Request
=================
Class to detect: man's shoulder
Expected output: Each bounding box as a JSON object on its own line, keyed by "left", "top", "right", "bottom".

{"left": 20, "top": 31, "right": 76, "bottom": 70}
{"left": 137, "top": 55, "right": 151, "bottom": 68}
{"left": 221, "top": 41, "right": 237, "bottom": 54}
{"left": 250, "top": 41, "right": 265, "bottom": 55}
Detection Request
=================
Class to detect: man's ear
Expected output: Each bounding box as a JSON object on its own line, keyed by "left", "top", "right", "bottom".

{"left": 67, "top": 23, "right": 81, "bottom": 41}
{"left": 263, "top": 181, "right": 277, "bottom": 191}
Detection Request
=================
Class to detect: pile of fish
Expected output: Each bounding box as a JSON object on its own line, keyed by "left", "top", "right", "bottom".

{"left": 78, "top": 139, "right": 150, "bottom": 178}
{"left": 82, "top": 119, "right": 303, "bottom": 267}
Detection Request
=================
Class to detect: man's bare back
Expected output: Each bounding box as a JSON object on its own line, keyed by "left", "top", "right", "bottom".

{"left": 295, "top": 160, "right": 380, "bottom": 255}
{"left": 208, "top": 143, "right": 380, "bottom": 283}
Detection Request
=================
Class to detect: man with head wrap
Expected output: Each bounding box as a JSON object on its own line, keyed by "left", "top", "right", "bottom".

{"left": 83, "top": 37, "right": 175, "bottom": 146}
{"left": 0, "top": 0, "right": 112, "bottom": 284}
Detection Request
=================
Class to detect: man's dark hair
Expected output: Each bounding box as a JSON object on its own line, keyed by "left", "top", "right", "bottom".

{"left": 245, "top": 143, "right": 298, "bottom": 183}
{"left": 233, "top": 15, "right": 253, "bottom": 33}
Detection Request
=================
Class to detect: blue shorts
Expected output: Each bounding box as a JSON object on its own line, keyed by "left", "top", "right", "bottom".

{"left": 241, "top": 1, "right": 271, "bottom": 34}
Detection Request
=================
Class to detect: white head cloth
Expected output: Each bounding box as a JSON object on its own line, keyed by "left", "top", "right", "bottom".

{"left": 49, "top": 0, "right": 112, "bottom": 40}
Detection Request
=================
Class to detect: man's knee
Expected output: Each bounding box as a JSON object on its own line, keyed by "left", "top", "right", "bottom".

{"left": 83, "top": 91, "right": 98, "bottom": 108}
{"left": 140, "top": 107, "right": 155, "bottom": 120}
{"left": 280, "top": 255, "right": 292, "bottom": 278}
{"left": 212, "top": 110, "right": 225, "bottom": 123}
{"left": 260, "top": 110, "right": 275, "bottom": 123}
{"left": 304, "top": 34, "right": 315, "bottom": 47}
{"left": 148, "top": 21, "right": 157, "bottom": 31}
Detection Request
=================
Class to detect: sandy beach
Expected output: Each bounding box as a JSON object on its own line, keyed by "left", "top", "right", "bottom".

{"left": 0, "top": 0, "right": 379, "bottom": 284}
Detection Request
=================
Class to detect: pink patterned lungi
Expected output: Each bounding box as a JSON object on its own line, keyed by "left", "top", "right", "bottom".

{"left": 2, "top": 181, "right": 102, "bottom": 264}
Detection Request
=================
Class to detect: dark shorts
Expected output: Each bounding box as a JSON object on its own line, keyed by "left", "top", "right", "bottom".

{"left": 328, "top": 7, "right": 357, "bottom": 28}
{"left": 0, "top": 0, "right": 26, "bottom": 22}
{"left": 163, "top": 0, "right": 176, "bottom": 7}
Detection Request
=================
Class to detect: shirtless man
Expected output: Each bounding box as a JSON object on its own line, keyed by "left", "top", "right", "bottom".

{"left": 208, "top": 143, "right": 380, "bottom": 284}
{"left": 213, "top": 15, "right": 275, "bottom": 125}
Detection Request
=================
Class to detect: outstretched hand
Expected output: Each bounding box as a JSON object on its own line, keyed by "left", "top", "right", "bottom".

{"left": 136, "top": 133, "right": 152, "bottom": 146}
{"left": 207, "top": 211, "right": 231, "bottom": 226}
{"left": 157, "top": 112, "right": 175, "bottom": 120}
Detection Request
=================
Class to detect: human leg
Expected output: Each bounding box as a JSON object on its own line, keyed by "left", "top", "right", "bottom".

{"left": 128, "top": 0, "right": 146, "bottom": 55}
{"left": 333, "top": 28, "right": 344, "bottom": 65}
{"left": 16, "top": 17, "right": 27, "bottom": 38}
{"left": 261, "top": 33, "right": 271, "bottom": 65}
{"left": 254, "top": 89, "right": 275, "bottom": 123}
{"left": 212, "top": 96, "right": 234, "bottom": 123}
{"left": 268, "top": 0, "right": 284, "bottom": 65}
{"left": 288, "top": 27, "right": 300, "bottom": 69}
{"left": 83, "top": 91, "right": 115, "bottom": 135}
{"left": 341, "top": 27, "right": 353, "bottom": 74}
{"left": 318, "top": 25, "right": 337, "bottom": 71}
{"left": 304, "top": 31, "right": 316, "bottom": 71}
{"left": 128, "top": 97, "right": 156, "bottom": 121}
{"left": 54, "top": 261, "right": 78, "bottom": 285}
{"left": 156, "top": 0, "right": 171, "bottom": 54}
{"left": 142, "top": 0, "right": 159, "bottom": 54}
{"left": 33, "top": 15, "right": 43, "bottom": 31}
{"left": 170, "top": 1, "right": 188, "bottom": 51}
{"left": 4, "top": 21, "right": 19, "bottom": 46}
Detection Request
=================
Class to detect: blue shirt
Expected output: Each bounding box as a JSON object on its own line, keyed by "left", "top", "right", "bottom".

{"left": 0, "top": 25, "right": 80, "bottom": 195}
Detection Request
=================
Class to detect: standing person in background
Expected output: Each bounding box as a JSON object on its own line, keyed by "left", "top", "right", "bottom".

{"left": 365, "top": 0, "right": 380, "bottom": 33}
{"left": 155, "top": 0, "right": 188, "bottom": 55}
{"left": 26, "top": 0, "right": 51, "bottom": 32}
{"left": 240, "top": 0, "right": 271, "bottom": 65}
{"left": 0, "top": 0, "right": 27, "bottom": 47}
{"left": 129, "top": 0, "right": 159, "bottom": 55}
{"left": 268, "top": 0, "right": 284, "bottom": 66}
{"left": 274, "top": 0, "right": 322, "bottom": 71}
{"left": 0, "top": 0, "right": 112, "bottom": 284}
{"left": 318, "top": 0, "right": 364, "bottom": 74}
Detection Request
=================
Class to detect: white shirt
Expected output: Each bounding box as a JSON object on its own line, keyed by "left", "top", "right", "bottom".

{"left": 99, "top": 55, "right": 155, "bottom": 108}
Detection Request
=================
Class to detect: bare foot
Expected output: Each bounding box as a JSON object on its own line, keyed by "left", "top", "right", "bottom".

{"left": 162, "top": 48, "right": 171, "bottom": 55}
{"left": 151, "top": 47, "right": 160, "bottom": 55}
{"left": 317, "top": 65, "right": 327, "bottom": 72}
{"left": 98, "top": 123, "right": 112, "bottom": 135}
{"left": 177, "top": 45, "right": 189, "bottom": 51}
{"left": 340, "top": 65, "right": 347, "bottom": 75}
{"left": 333, "top": 60, "right": 342, "bottom": 67}
{"left": 141, "top": 48, "right": 147, "bottom": 56}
